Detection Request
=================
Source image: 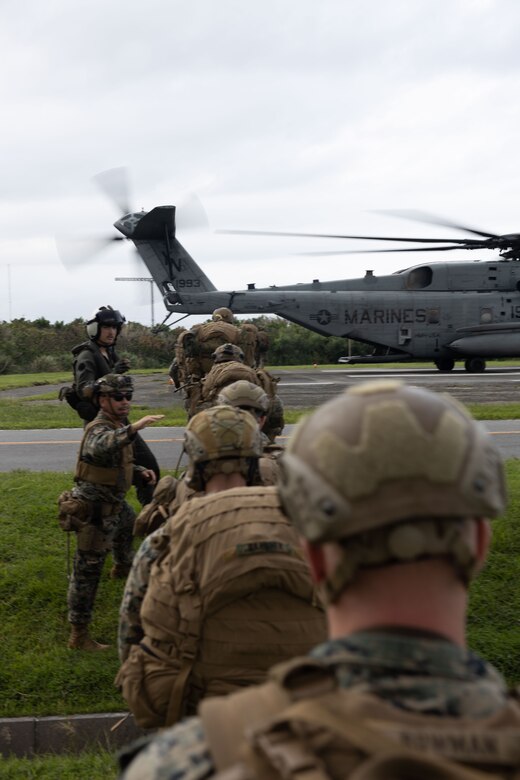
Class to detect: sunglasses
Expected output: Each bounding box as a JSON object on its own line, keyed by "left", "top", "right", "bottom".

{"left": 109, "top": 392, "right": 133, "bottom": 401}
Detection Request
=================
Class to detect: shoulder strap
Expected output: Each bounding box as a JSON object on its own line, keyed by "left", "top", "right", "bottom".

{"left": 212, "top": 699, "right": 507, "bottom": 780}
{"left": 247, "top": 698, "right": 504, "bottom": 780}
{"left": 205, "top": 670, "right": 520, "bottom": 780}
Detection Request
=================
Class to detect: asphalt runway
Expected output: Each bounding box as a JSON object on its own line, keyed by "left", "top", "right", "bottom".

{"left": 2, "top": 367, "right": 520, "bottom": 470}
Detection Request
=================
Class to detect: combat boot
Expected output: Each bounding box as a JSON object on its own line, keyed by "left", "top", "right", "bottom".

{"left": 68, "top": 623, "right": 110, "bottom": 651}
{"left": 110, "top": 562, "right": 132, "bottom": 579}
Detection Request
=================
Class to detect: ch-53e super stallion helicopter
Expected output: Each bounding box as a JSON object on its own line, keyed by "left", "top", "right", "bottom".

{"left": 90, "top": 172, "right": 520, "bottom": 373}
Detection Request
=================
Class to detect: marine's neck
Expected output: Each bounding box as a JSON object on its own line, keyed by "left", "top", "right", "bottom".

{"left": 326, "top": 558, "right": 468, "bottom": 648}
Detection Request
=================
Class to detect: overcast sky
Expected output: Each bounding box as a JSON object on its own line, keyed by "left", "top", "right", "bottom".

{"left": 2, "top": 0, "right": 520, "bottom": 329}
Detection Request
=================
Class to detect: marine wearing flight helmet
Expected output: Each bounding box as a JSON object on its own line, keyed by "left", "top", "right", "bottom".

{"left": 67, "top": 305, "right": 160, "bottom": 505}
{"left": 60, "top": 374, "right": 164, "bottom": 652}
{"left": 70, "top": 305, "right": 128, "bottom": 422}
{"left": 119, "top": 381, "right": 519, "bottom": 780}
{"left": 116, "top": 404, "right": 326, "bottom": 730}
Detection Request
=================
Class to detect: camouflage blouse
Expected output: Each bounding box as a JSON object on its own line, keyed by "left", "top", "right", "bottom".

{"left": 118, "top": 630, "right": 510, "bottom": 780}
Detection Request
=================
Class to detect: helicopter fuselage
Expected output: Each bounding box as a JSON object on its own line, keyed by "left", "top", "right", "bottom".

{"left": 115, "top": 206, "right": 520, "bottom": 370}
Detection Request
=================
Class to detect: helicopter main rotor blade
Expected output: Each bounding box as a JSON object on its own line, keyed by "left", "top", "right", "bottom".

{"left": 216, "top": 228, "right": 484, "bottom": 245}
{"left": 297, "top": 244, "right": 479, "bottom": 257}
{"left": 56, "top": 235, "right": 125, "bottom": 267}
{"left": 372, "top": 209, "right": 500, "bottom": 240}
{"left": 92, "top": 167, "right": 132, "bottom": 216}
{"left": 176, "top": 192, "right": 210, "bottom": 233}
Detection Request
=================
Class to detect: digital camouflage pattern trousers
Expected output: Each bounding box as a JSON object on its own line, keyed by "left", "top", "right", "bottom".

{"left": 67, "top": 500, "right": 135, "bottom": 625}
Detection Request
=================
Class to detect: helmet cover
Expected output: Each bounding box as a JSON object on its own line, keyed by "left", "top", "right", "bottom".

{"left": 278, "top": 380, "right": 506, "bottom": 544}
{"left": 185, "top": 404, "right": 262, "bottom": 465}
{"left": 212, "top": 307, "right": 234, "bottom": 323}
{"left": 94, "top": 373, "right": 134, "bottom": 396}
{"left": 212, "top": 343, "right": 245, "bottom": 364}
{"left": 218, "top": 380, "right": 269, "bottom": 414}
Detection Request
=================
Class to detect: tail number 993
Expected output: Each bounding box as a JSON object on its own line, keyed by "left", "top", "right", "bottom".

{"left": 177, "top": 279, "right": 201, "bottom": 288}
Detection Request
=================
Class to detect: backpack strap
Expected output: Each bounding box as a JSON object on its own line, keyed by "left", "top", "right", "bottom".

{"left": 205, "top": 673, "right": 520, "bottom": 780}
{"left": 243, "top": 698, "right": 504, "bottom": 780}
{"left": 164, "top": 590, "right": 203, "bottom": 726}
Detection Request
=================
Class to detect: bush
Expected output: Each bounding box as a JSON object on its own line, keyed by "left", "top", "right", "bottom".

{"left": 0, "top": 352, "right": 14, "bottom": 374}
{"left": 30, "top": 355, "right": 60, "bottom": 373}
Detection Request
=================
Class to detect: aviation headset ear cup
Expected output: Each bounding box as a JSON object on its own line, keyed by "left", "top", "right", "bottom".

{"left": 86, "top": 307, "right": 126, "bottom": 340}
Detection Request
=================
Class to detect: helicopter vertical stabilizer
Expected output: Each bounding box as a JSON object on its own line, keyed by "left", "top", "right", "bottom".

{"left": 114, "top": 205, "right": 217, "bottom": 301}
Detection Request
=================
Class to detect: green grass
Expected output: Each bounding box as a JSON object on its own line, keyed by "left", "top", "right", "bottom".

{"left": 467, "top": 460, "right": 520, "bottom": 679}
{"left": 1, "top": 465, "right": 519, "bottom": 720}
{"left": 0, "top": 749, "right": 117, "bottom": 779}
{"left": 0, "top": 397, "right": 519, "bottom": 430}
{"left": 0, "top": 471, "right": 139, "bottom": 717}
{"left": 0, "top": 369, "right": 166, "bottom": 392}
{"left": 0, "top": 399, "right": 188, "bottom": 429}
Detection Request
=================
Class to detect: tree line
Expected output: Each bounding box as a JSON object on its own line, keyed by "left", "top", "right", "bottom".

{"left": 0, "top": 316, "right": 368, "bottom": 374}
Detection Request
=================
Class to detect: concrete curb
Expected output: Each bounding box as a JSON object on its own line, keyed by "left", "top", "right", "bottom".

{"left": 0, "top": 712, "right": 144, "bottom": 758}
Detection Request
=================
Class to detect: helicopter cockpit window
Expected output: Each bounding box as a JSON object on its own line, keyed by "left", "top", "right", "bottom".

{"left": 405, "top": 266, "right": 433, "bottom": 290}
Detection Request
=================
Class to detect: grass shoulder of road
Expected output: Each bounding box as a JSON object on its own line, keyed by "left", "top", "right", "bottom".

{"left": 2, "top": 368, "right": 520, "bottom": 428}
{"left": 0, "top": 466, "right": 519, "bottom": 720}
{"left": 1, "top": 750, "right": 117, "bottom": 779}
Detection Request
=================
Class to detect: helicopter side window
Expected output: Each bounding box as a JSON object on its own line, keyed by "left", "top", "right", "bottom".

{"left": 406, "top": 266, "right": 433, "bottom": 290}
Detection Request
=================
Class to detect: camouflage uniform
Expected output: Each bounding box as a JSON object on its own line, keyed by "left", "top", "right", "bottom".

{"left": 67, "top": 410, "right": 143, "bottom": 626}
{"left": 69, "top": 306, "right": 160, "bottom": 505}
{"left": 118, "top": 630, "right": 511, "bottom": 779}
{"left": 118, "top": 381, "right": 515, "bottom": 778}
{"left": 118, "top": 525, "right": 170, "bottom": 663}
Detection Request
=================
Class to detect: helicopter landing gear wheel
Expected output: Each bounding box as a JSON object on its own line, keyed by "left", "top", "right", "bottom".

{"left": 434, "top": 358, "right": 455, "bottom": 372}
{"left": 464, "top": 357, "right": 486, "bottom": 373}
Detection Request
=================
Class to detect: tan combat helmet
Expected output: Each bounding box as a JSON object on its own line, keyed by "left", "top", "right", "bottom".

{"left": 212, "top": 343, "right": 245, "bottom": 364}
{"left": 217, "top": 380, "right": 269, "bottom": 415}
{"left": 212, "top": 307, "right": 234, "bottom": 323}
{"left": 184, "top": 404, "right": 263, "bottom": 489}
{"left": 278, "top": 380, "right": 507, "bottom": 598}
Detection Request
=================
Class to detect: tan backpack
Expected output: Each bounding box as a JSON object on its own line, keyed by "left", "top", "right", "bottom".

{"left": 195, "top": 321, "right": 242, "bottom": 356}
{"left": 136, "top": 487, "right": 327, "bottom": 726}
{"left": 133, "top": 475, "right": 179, "bottom": 537}
{"left": 202, "top": 362, "right": 261, "bottom": 404}
{"left": 201, "top": 658, "right": 520, "bottom": 780}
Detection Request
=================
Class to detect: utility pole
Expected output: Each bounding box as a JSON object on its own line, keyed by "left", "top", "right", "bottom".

{"left": 7, "top": 265, "right": 12, "bottom": 321}
{"left": 115, "top": 277, "right": 155, "bottom": 327}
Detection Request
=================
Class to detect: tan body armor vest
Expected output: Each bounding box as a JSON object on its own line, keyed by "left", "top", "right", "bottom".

{"left": 74, "top": 416, "right": 134, "bottom": 493}
{"left": 200, "top": 656, "right": 520, "bottom": 780}
{"left": 238, "top": 323, "right": 258, "bottom": 367}
{"left": 190, "top": 321, "right": 243, "bottom": 376}
{"left": 201, "top": 362, "right": 261, "bottom": 405}
{"left": 129, "top": 487, "right": 326, "bottom": 728}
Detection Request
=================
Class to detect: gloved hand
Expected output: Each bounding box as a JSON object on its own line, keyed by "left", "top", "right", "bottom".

{"left": 114, "top": 358, "right": 131, "bottom": 374}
